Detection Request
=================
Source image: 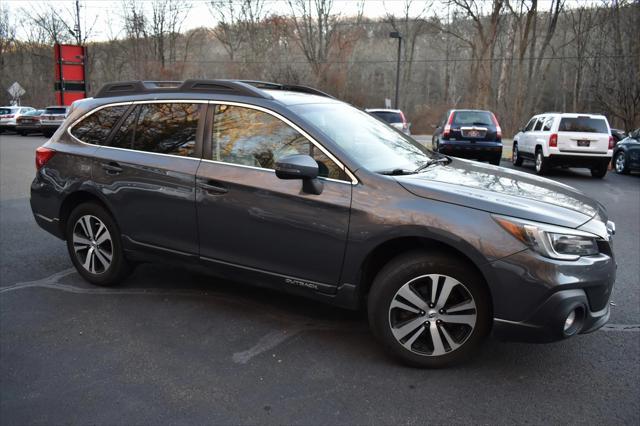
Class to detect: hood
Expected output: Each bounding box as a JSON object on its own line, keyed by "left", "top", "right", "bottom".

{"left": 395, "top": 158, "right": 606, "bottom": 229}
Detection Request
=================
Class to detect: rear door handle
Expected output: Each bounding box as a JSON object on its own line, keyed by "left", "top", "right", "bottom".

{"left": 198, "top": 181, "right": 228, "bottom": 195}
{"left": 100, "top": 162, "right": 123, "bottom": 174}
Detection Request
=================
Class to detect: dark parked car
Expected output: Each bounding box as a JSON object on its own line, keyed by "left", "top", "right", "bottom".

{"left": 612, "top": 128, "right": 640, "bottom": 174}
{"left": 16, "top": 109, "right": 45, "bottom": 135}
{"left": 31, "top": 80, "right": 616, "bottom": 368}
{"left": 432, "top": 109, "right": 503, "bottom": 165}
{"left": 611, "top": 128, "right": 627, "bottom": 144}
{"left": 40, "top": 105, "right": 69, "bottom": 137}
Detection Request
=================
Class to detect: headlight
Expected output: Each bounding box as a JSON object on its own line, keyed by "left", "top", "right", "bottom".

{"left": 493, "top": 215, "right": 599, "bottom": 260}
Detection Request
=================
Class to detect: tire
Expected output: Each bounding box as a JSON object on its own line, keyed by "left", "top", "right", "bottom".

{"left": 368, "top": 251, "right": 491, "bottom": 368}
{"left": 432, "top": 138, "right": 439, "bottom": 152}
{"left": 43, "top": 130, "right": 54, "bottom": 138}
{"left": 512, "top": 143, "right": 523, "bottom": 166}
{"left": 534, "top": 148, "right": 549, "bottom": 175}
{"left": 65, "top": 202, "right": 131, "bottom": 286}
{"left": 489, "top": 156, "right": 501, "bottom": 166}
{"left": 613, "top": 151, "right": 629, "bottom": 175}
{"left": 590, "top": 161, "right": 608, "bottom": 179}
{"left": 18, "top": 130, "right": 27, "bottom": 136}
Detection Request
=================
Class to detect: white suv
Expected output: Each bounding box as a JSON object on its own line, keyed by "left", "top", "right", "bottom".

{"left": 0, "top": 106, "right": 36, "bottom": 132}
{"left": 512, "top": 113, "right": 614, "bottom": 178}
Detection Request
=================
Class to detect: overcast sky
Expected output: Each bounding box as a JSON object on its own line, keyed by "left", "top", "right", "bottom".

{"left": 6, "top": 0, "right": 597, "bottom": 42}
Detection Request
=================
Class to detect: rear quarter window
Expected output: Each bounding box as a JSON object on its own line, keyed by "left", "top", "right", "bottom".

{"left": 558, "top": 117, "right": 608, "bottom": 133}
{"left": 70, "top": 105, "right": 129, "bottom": 145}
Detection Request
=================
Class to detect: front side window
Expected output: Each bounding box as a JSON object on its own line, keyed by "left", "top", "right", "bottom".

{"left": 212, "top": 104, "right": 347, "bottom": 180}
{"left": 109, "top": 103, "right": 201, "bottom": 157}
{"left": 533, "top": 117, "right": 545, "bottom": 131}
{"left": 524, "top": 118, "right": 537, "bottom": 132}
{"left": 70, "top": 105, "right": 129, "bottom": 145}
{"left": 291, "top": 102, "right": 434, "bottom": 173}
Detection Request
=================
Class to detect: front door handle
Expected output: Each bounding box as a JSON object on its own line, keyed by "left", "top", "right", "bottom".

{"left": 101, "top": 162, "right": 123, "bottom": 174}
{"left": 198, "top": 181, "right": 228, "bottom": 195}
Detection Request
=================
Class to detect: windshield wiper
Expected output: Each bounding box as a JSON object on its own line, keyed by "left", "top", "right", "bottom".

{"left": 377, "top": 168, "right": 416, "bottom": 176}
{"left": 413, "top": 156, "right": 451, "bottom": 173}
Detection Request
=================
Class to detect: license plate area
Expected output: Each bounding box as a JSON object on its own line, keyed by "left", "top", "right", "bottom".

{"left": 577, "top": 140, "right": 590, "bottom": 147}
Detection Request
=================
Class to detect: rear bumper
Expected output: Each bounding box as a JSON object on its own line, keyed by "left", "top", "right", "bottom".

{"left": 547, "top": 154, "right": 611, "bottom": 167}
{"left": 438, "top": 140, "right": 502, "bottom": 159}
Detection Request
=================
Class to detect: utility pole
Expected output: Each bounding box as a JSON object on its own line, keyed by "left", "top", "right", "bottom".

{"left": 389, "top": 31, "right": 402, "bottom": 110}
{"left": 75, "top": 0, "right": 82, "bottom": 44}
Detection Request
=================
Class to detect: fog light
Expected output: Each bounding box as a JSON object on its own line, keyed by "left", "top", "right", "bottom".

{"left": 564, "top": 310, "right": 576, "bottom": 332}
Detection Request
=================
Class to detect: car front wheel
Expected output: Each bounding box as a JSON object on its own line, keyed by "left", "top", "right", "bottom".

{"left": 66, "top": 202, "right": 131, "bottom": 286}
{"left": 368, "top": 251, "right": 491, "bottom": 368}
{"left": 614, "top": 151, "right": 629, "bottom": 174}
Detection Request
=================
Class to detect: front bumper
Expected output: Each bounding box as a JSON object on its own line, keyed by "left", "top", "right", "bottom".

{"left": 492, "top": 289, "right": 610, "bottom": 342}
{"left": 486, "top": 248, "right": 615, "bottom": 343}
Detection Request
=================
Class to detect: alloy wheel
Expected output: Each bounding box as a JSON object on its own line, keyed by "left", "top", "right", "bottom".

{"left": 72, "top": 215, "right": 113, "bottom": 274}
{"left": 535, "top": 152, "right": 543, "bottom": 172}
{"left": 388, "top": 274, "right": 477, "bottom": 357}
{"left": 615, "top": 153, "right": 626, "bottom": 173}
{"left": 512, "top": 146, "right": 518, "bottom": 164}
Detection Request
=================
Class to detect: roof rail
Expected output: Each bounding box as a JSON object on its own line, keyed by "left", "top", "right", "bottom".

{"left": 240, "top": 80, "right": 334, "bottom": 98}
{"left": 94, "top": 79, "right": 272, "bottom": 99}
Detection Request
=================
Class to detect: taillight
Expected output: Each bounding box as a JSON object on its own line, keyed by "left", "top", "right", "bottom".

{"left": 608, "top": 136, "right": 614, "bottom": 150}
{"left": 491, "top": 113, "right": 502, "bottom": 139}
{"left": 6, "top": 114, "right": 14, "bottom": 118}
{"left": 35, "top": 146, "right": 55, "bottom": 170}
{"left": 549, "top": 133, "right": 558, "bottom": 147}
{"left": 443, "top": 112, "right": 454, "bottom": 139}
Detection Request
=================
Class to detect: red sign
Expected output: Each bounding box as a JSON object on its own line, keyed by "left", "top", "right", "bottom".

{"left": 54, "top": 44, "right": 88, "bottom": 106}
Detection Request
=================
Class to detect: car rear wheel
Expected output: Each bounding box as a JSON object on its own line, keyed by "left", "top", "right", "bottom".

{"left": 368, "top": 251, "right": 491, "bottom": 368}
{"left": 489, "top": 156, "right": 501, "bottom": 166}
{"left": 590, "top": 160, "right": 608, "bottom": 178}
{"left": 66, "top": 202, "right": 131, "bottom": 286}
{"left": 512, "top": 143, "right": 523, "bottom": 166}
{"left": 534, "top": 149, "right": 548, "bottom": 175}
{"left": 614, "top": 151, "right": 629, "bottom": 174}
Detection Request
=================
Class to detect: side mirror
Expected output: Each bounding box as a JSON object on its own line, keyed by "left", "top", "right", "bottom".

{"left": 275, "top": 154, "right": 323, "bottom": 195}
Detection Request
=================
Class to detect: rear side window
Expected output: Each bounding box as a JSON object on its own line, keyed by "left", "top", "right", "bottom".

{"left": 110, "top": 103, "right": 201, "bottom": 157}
{"left": 558, "top": 117, "right": 608, "bottom": 133}
{"left": 371, "top": 111, "right": 402, "bottom": 124}
{"left": 452, "top": 111, "right": 493, "bottom": 126}
{"left": 70, "top": 105, "right": 129, "bottom": 145}
{"left": 212, "top": 104, "right": 347, "bottom": 181}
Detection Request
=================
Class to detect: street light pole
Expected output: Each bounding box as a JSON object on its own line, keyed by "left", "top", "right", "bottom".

{"left": 389, "top": 31, "right": 402, "bottom": 109}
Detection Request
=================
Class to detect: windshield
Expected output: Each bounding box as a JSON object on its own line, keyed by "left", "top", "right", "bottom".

{"left": 292, "top": 103, "right": 434, "bottom": 172}
{"left": 453, "top": 111, "right": 493, "bottom": 126}
{"left": 559, "top": 117, "right": 608, "bottom": 133}
{"left": 370, "top": 111, "right": 403, "bottom": 124}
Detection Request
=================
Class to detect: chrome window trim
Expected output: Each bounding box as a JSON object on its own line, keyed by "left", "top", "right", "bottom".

{"left": 67, "top": 99, "right": 359, "bottom": 185}
{"left": 207, "top": 100, "right": 358, "bottom": 185}
{"left": 200, "top": 158, "right": 351, "bottom": 185}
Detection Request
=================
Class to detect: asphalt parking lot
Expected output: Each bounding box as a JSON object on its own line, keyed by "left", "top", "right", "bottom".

{"left": 1, "top": 134, "right": 639, "bottom": 424}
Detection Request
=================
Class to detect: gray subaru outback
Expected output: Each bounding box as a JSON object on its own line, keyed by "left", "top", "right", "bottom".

{"left": 30, "top": 80, "right": 616, "bottom": 367}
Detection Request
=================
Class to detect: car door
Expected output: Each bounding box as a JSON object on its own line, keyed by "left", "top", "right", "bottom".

{"left": 195, "top": 102, "right": 352, "bottom": 289}
{"left": 521, "top": 117, "right": 539, "bottom": 154}
{"left": 91, "top": 101, "right": 204, "bottom": 256}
